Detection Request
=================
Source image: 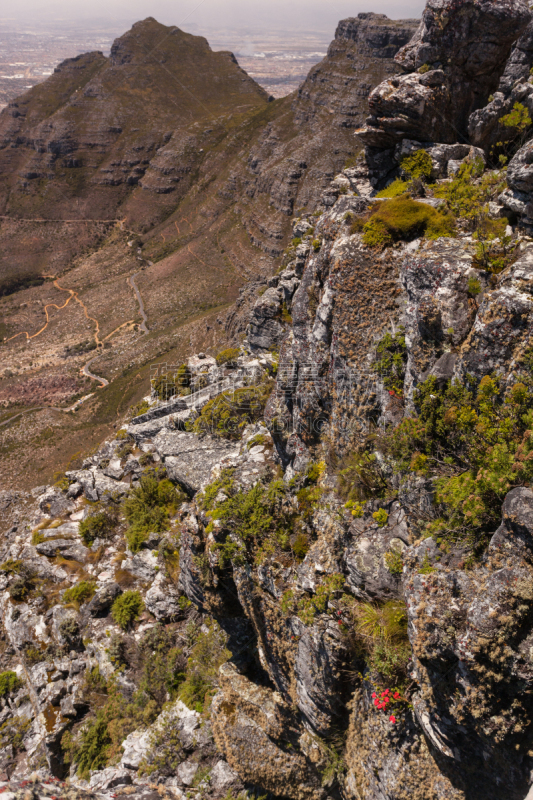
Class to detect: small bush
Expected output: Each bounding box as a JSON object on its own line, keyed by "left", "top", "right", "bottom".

{"left": 418, "top": 63, "right": 430, "bottom": 74}
{"left": 376, "top": 178, "right": 409, "bottom": 199}
{"left": 361, "top": 217, "right": 393, "bottom": 249}
{"left": 128, "top": 399, "right": 150, "bottom": 419}
{"left": 216, "top": 348, "right": 240, "bottom": 366}
{"left": 384, "top": 548, "right": 404, "bottom": 575}
{"left": 373, "top": 509, "right": 389, "bottom": 527}
{"left": 400, "top": 149, "right": 433, "bottom": 181}
{"left": 111, "top": 590, "right": 144, "bottom": 630}
{"left": 151, "top": 365, "right": 191, "bottom": 401}
{"left": 354, "top": 600, "right": 410, "bottom": 680}
{"left": 59, "top": 616, "right": 81, "bottom": 648}
{"left": 467, "top": 276, "right": 482, "bottom": 296}
{"left": 0, "top": 671, "right": 22, "bottom": 697}
{"left": 62, "top": 581, "right": 97, "bottom": 608}
{"left": 0, "top": 559, "right": 23, "bottom": 574}
{"left": 123, "top": 475, "right": 185, "bottom": 553}
{"left": 293, "top": 533, "right": 310, "bottom": 561}
{"left": 192, "top": 381, "right": 273, "bottom": 440}
{"left": 178, "top": 621, "right": 230, "bottom": 712}
{"left": 373, "top": 328, "right": 407, "bottom": 396}
{"left": 363, "top": 196, "right": 455, "bottom": 248}
{"left": 79, "top": 509, "right": 117, "bottom": 546}
{"left": 312, "top": 238, "right": 321, "bottom": 252}
{"left": 432, "top": 159, "right": 504, "bottom": 225}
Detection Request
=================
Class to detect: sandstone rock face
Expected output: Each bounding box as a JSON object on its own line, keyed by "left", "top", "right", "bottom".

{"left": 358, "top": 0, "right": 531, "bottom": 152}
{"left": 468, "top": 21, "right": 533, "bottom": 151}
{"left": 501, "top": 140, "right": 533, "bottom": 227}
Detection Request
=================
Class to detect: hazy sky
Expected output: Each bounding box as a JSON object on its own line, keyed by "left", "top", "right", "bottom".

{"left": 1, "top": 0, "right": 425, "bottom": 33}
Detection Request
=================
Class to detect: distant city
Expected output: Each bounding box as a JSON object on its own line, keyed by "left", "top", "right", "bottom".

{"left": 0, "top": 18, "right": 331, "bottom": 109}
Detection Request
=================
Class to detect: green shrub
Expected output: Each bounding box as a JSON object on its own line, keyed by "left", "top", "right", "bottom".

{"left": 361, "top": 217, "right": 393, "bottom": 249}
{"left": 500, "top": 102, "right": 531, "bottom": 135}
{"left": 199, "top": 468, "right": 236, "bottom": 512}
{"left": 386, "top": 372, "right": 533, "bottom": 544}
{"left": 137, "top": 626, "right": 186, "bottom": 704}
{"left": 0, "top": 559, "right": 23, "bottom": 574}
{"left": 192, "top": 381, "right": 273, "bottom": 440}
{"left": 111, "top": 590, "right": 144, "bottom": 630}
{"left": 204, "top": 475, "right": 295, "bottom": 569}
{"left": 363, "top": 196, "right": 455, "bottom": 248}
{"left": 79, "top": 509, "right": 117, "bottom": 546}
{"left": 0, "top": 671, "right": 22, "bottom": 697}
{"left": 432, "top": 159, "right": 505, "bottom": 225}
{"left": 339, "top": 451, "right": 388, "bottom": 503}
{"left": 376, "top": 178, "right": 409, "bottom": 199}
{"left": 293, "top": 533, "right": 310, "bottom": 561}
{"left": 373, "top": 328, "right": 407, "bottom": 396}
{"left": 128, "top": 399, "right": 150, "bottom": 420}
{"left": 178, "top": 621, "right": 230, "bottom": 712}
{"left": 216, "top": 348, "right": 240, "bottom": 366}
{"left": 467, "top": 276, "right": 482, "bottom": 296}
{"left": 473, "top": 228, "right": 517, "bottom": 275}
{"left": 312, "top": 238, "right": 321, "bottom": 252}
{"left": 74, "top": 716, "right": 111, "bottom": 778}
{"left": 400, "top": 149, "right": 433, "bottom": 181}
{"left": 384, "top": 548, "right": 404, "bottom": 575}
{"left": 62, "top": 581, "right": 97, "bottom": 608}
{"left": 282, "top": 574, "right": 345, "bottom": 626}
{"left": 418, "top": 63, "right": 430, "bottom": 74}
{"left": 0, "top": 716, "right": 30, "bottom": 752}
{"left": 59, "top": 617, "right": 81, "bottom": 647}
{"left": 373, "top": 509, "right": 389, "bottom": 527}
{"left": 123, "top": 475, "right": 185, "bottom": 553}
{"left": 151, "top": 365, "right": 191, "bottom": 402}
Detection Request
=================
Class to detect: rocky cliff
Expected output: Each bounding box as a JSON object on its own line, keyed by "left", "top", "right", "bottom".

{"left": 5, "top": 1, "right": 533, "bottom": 800}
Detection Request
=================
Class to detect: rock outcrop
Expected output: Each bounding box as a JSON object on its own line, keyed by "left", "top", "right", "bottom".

{"left": 356, "top": 0, "right": 531, "bottom": 186}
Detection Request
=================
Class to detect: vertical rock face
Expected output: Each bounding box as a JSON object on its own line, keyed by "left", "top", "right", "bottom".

{"left": 468, "top": 20, "right": 533, "bottom": 151}
{"left": 293, "top": 13, "right": 418, "bottom": 129}
{"left": 357, "top": 0, "right": 532, "bottom": 149}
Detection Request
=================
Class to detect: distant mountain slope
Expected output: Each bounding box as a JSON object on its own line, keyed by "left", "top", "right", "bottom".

{"left": 0, "top": 13, "right": 417, "bottom": 491}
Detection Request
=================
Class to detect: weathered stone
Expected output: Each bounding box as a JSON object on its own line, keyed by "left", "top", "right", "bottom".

{"left": 144, "top": 572, "right": 183, "bottom": 621}
{"left": 156, "top": 431, "right": 238, "bottom": 493}
{"left": 86, "top": 583, "right": 122, "bottom": 616}
{"left": 345, "top": 501, "right": 410, "bottom": 600}
{"left": 358, "top": 0, "right": 531, "bottom": 151}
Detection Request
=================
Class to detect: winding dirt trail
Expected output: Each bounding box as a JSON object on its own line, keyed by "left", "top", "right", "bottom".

{"left": 2, "top": 217, "right": 147, "bottom": 394}
{"left": 6, "top": 277, "right": 103, "bottom": 346}
{"left": 0, "top": 392, "right": 95, "bottom": 429}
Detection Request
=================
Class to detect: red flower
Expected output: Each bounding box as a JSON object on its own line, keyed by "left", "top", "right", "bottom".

{"left": 389, "top": 715, "right": 396, "bottom": 724}
{"left": 371, "top": 693, "right": 377, "bottom": 698}
{"left": 393, "top": 691, "right": 400, "bottom": 699}
{"left": 373, "top": 699, "right": 380, "bottom": 706}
